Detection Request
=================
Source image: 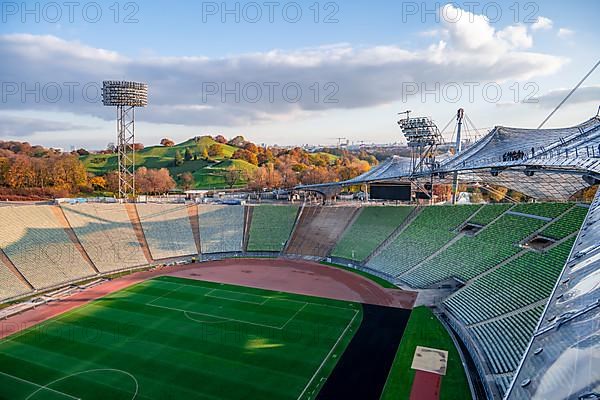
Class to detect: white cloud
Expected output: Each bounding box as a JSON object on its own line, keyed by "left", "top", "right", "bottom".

{"left": 0, "top": 5, "right": 567, "bottom": 128}
{"left": 0, "top": 115, "right": 89, "bottom": 137}
{"left": 532, "top": 16, "right": 553, "bottom": 31}
{"left": 558, "top": 28, "right": 575, "bottom": 38}
{"left": 529, "top": 85, "right": 600, "bottom": 108}
{"left": 497, "top": 25, "right": 533, "bottom": 49}
{"left": 419, "top": 29, "right": 442, "bottom": 38}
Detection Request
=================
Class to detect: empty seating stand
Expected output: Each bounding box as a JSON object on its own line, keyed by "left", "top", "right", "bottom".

{"left": 469, "top": 203, "right": 513, "bottom": 226}
{"left": 62, "top": 203, "right": 148, "bottom": 273}
{"left": 0, "top": 205, "right": 95, "bottom": 289}
{"left": 468, "top": 305, "right": 544, "bottom": 375}
{"left": 367, "top": 205, "right": 480, "bottom": 277}
{"left": 401, "top": 214, "right": 545, "bottom": 288}
{"left": 136, "top": 203, "right": 198, "bottom": 260}
{"left": 331, "top": 206, "right": 414, "bottom": 262}
{"left": 247, "top": 205, "right": 298, "bottom": 252}
{"left": 198, "top": 205, "right": 245, "bottom": 254}
{"left": 444, "top": 238, "right": 575, "bottom": 325}
{"left": 0, "top": 259, "right": 31, "bottom": 301}
{"left": 511, "top": 202, "right": 574, "bottom": 219}
{"left": 541, "top": 205, "right": 588, "bottom": 239}
{"left": 285, "top": 206, "right": 357, "bottom": 257}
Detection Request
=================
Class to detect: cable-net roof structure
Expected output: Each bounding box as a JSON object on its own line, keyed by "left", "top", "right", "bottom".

{"left": 299, "top": 116, "right": 600, "bottom": 201}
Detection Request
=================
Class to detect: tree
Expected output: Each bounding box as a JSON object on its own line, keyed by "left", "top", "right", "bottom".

{"left": 223, "top": 167, "right": 242, "bottom": 189}
{"left": 214, "top": 135, "right": 227, "bottom": 144}
{"left": 174, "top": 150, "right": 184, "bottom": 166}
{"left": 180, "top": 172, "right": 195, "bottom": 190}
{"left": 278, "top": 165, "right": 299, "bottom": 188}
{"left": 184, "top": 147, "right": 193, "bottom": 161}
{"left": 0, "top": 157, "right": 9, "bottom": 186}
{"left": 104, "top": 172, "right": 120, "bottom": 193}
{"left": 232, "top": 149, "right": 258, "bottom": 166}
{"left": 90, "top": 176, "right": 107, "bottom": 191}
{"left": 6, "top": 156, "right": 35, "bottom": 188}
{"left": 243, "top": 142, "right": 258, "bottom": 153}
{"left": 51, "top": 155, "right": 88, "bottom": 192}
{"left": 227, "top": 135, "right": 245, "bottom": 147}
{"left": 160, "top": 138, "right": 175, "bottom": 147}
{"left": 135, "top": 167, "right": 176, "bottom": 194}
{"left": 300, "top": 166, "right": 332, "bottom": 185}
{"left": 201, "top": 147, "right": 209, "bottom": 159}
{"left": 488, "top": 185, "right": 509, "bottom": 202}
{"left": 208, "top": 144, "right": 224, "bottom": 158}
{"left": 248, "top": 164, "right": 282, "bottom": 190}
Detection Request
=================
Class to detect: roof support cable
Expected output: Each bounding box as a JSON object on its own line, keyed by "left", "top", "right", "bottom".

{"left": 538, "top": 58, "right": 600, "bottom": 129}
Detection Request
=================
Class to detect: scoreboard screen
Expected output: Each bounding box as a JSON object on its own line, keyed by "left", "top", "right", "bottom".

{"left": 370, "top": 184, "right": 411, "bottom": 201}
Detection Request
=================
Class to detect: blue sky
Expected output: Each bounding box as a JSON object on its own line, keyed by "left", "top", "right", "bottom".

{"left": 0, "top": 0, "right": 599, "bottom": 149}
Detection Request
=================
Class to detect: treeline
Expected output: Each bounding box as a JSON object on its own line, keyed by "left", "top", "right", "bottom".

{"left": 168, "top": 134, "right": 377, "bottom": 190}
{"left": 0, "top": 141, "right": 176, "bottom": 199}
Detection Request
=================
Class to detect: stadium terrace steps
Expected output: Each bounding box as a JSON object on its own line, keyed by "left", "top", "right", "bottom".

{"left": 367, "top": 205, "right": 481, "bottom": 277}
{"left": 0, "top": 249, "right": 32, "bottom": 300}
{"left": 247, "top": 205, "right": 299, "bottom": 252}
{"left": 62, "top": 203, "right": 148, "bottom": 273}
{"left": 510, "top": 202, "right": 574, "bottom": 219}
{"left": 285, "top": 206, "right": 358, "bottom": 257}
{"left": 136, "top": 203, "right": 198, "bottom": 260}
{"left": 50, "top": 206, "right": 99, "bottom": 273}
{"left": 331, "top": 206, "right": 414, "bottom": 262}
{"left": 0, "top": 205, "right": 96, "bottom": 289}
{"left": 444, "top": 237, "right": 576, "bottom": 325}
{"left": 540, "top": 204, "right": 588, "bottom": 239}
{"left": 468, "top": 203, "right": 514, "bottom": 226}
{"left": 125, "top": 203, "right": 154, "bottom": 263}
{"left": 400, "top": 213, "right": 546, "bottom": 288}
{"left": 186, "top": 204, "right": 202, "bottom": 254}
{"left": 468, "top": 305, "right": 545, "bottom": 376}
{"left": 362, "top": 206, "right": 422, "bottom": 265}
{"left": 198, "top": 205, "right": 245, "bottom": 254}
{"left": 242, "top": 206, "right": 253, "bottom": 251}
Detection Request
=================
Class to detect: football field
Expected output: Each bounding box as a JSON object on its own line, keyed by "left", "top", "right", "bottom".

{"left": 0, "top": 276, "right": 362, "bottom": 400}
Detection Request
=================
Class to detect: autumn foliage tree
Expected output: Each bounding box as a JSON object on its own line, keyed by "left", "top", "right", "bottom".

{"left": 208, "top": 144, "right": 224, "bottom": 158}
{"left": 231, "top": 149, "right": 258, "bottom": 166}
{"left": 135, "top": 167, "right": 176, "bottom": 194}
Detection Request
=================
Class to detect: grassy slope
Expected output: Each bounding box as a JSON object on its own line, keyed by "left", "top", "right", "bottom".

{"left": 0, "top": 276, "right": 361, "bottom": 400}
{"left": 380, "top": 306, "right": 470, "bottom": 400}
{"left": 82, "top": 137, "right": 257, "bottom": 189}
{"left": 320, "top": 262, "right": 398, "bottom": 289}
{"left": 195, "top": 159, "right": 258, "bottom": 188}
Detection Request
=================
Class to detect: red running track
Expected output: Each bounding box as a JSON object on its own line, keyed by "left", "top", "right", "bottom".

{"left": 0, "top": 258, "right": 417, "bottom": 340}
{"left": 410, "top": 371, "right": 442, "bottom": 400}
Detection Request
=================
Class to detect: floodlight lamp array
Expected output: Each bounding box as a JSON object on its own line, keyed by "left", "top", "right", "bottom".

{"left": 102, "top": 81, "right": 148, "bottom": 107}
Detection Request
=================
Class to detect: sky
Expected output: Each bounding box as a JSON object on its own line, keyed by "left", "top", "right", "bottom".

{"left": 0, "top": 0, "right": 599, "bottom": 150}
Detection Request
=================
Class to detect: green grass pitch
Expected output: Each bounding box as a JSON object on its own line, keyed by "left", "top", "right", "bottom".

{"left": 0, "top": 276, "right": 362, "bottom": 400}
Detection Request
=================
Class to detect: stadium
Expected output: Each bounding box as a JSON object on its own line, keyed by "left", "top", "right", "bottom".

{"left": 0, "top": 111, "right": 599, "bottom": 400}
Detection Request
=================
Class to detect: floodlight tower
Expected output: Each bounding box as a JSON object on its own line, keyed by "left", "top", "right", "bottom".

{"left": 397, "top": 112, "right": 443, "bottom": 175}
{"left": 102, "top": 81, "right": 148, "bottom": 199}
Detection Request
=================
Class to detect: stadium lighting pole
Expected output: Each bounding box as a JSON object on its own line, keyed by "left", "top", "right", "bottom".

{"left": 397, "top": 112, "right": 442, "bottom": 203}
{"left": 451, "top": 108, "right": 464, "bottom": 205}
{"left": 102, "top": 81, "right": 148, "bottom": 199}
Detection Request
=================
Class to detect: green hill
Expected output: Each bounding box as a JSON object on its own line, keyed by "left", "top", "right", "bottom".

{"left": 81, "top": 136, "right": 251, "bottom": 189}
